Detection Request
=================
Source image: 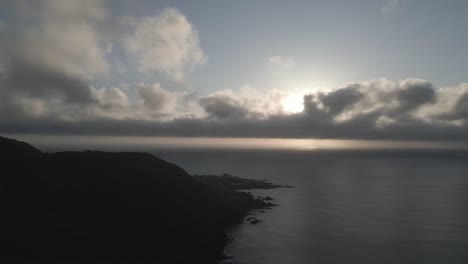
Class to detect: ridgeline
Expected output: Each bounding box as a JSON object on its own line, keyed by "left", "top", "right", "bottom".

{"left": 0, "top": 136, "right": 283, "bottom": 263}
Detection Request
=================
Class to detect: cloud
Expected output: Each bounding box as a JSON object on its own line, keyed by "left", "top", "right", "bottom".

{"left": 392, "top": 79, "right": 436, "bottom": 116}
{"left": 319, "top": 87, "right": 364, "bottom": 115}
{"left": 0, "top": 2, "right": 205, "bottom": 122}
{"left": 269, "top": 56, "right": 295, "bottom": 69}
{"left": 303, "top": 94, "right": 330, "bottom": 122}
{"left": 1, "top": 0, "right": 111, "bottom": 78}
{"left": 124, "top": 8, "right": 206, "bottom": 82}
{"left": 0, "top": 2, "right": 206, "bottom": 83}
{"left": 93, "top": 87, "right": 130, "bottom": 110}
{"left": 316, "top": 79, "right": 439, "bottom": 125}
{"left": 1, "top": 59, "right": 95, "bottom": 104}
{"left": 2, "top": 62, "right": 468, "bottom": 141}
{"left": 453, "top": 93, "right": 468, "bottom": 118}
{"left": 0, "top": 57, "right": 97, "bottom": 122}
{"left": 135, "top": 83, "right": 177, "bottom": 114}
{"left": 198, "top": 87, "right": 287, "bottom": 119}
{"left": 381, "top": 0, "right": 400, "bottom": 14}
{"left": 0, "top": 69, "right": 179, "bottom": 122}
{"left": 199, "top": 94, "right": 249, "bottom": 120}
{"left": 439, "top": 91, "right": 468, "bottom": 121}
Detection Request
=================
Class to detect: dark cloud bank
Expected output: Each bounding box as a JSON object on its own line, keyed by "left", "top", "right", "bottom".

{"left": 2, "top": 79, "right": 468, "bottom": 141}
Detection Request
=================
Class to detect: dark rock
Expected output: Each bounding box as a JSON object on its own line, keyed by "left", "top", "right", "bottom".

{"left": 193, "top": 174, "right": 286, "bottom": 217}
{"left": 194, "top": 174, "right": 287, "bottom": 190}
{"left": 249, "top": 219, "right": 262, "bottom": 225}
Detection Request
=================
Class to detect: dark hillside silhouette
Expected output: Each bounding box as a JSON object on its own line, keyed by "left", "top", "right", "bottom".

{"left": 0, "top": 136, "right": 42, "bottom": 157}
{"left": 0, "top": 136, "right": 256, "bottom": 263}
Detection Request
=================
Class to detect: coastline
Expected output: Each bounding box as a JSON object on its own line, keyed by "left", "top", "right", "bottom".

{"left": 193, "top": 173, "right": 291, "bottom": 262}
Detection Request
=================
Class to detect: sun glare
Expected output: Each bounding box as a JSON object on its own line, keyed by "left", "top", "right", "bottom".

{"left": 282, "top": 93, "right": 304, "bottom": 113}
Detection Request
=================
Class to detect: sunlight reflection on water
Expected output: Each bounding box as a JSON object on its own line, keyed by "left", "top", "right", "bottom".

{"left": 5, "top": 134, "right": 468, "bottom": 152}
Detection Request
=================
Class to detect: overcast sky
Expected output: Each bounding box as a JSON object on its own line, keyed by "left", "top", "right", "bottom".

{"left": 1, "top": 0, "right": 468, "bottom": 140}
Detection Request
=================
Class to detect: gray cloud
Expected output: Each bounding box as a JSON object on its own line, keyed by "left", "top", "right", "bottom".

{"left": 1, "top": 59, "right": 94, "bottom": 104}
{"left": 199, "top": 95, "right": 249, "bottom": 119}
{"left": 136, "top": 83, "right": 177, "bottom": 113}
{"left": 319, "top": 86, "right": 364, "bottom": 115}
{"left": 0, "top": 1, "right": 200, "bottom": 122}
{"left": 0, "top": 1, "right": 206, "bottom": 83}
{"left": 450, "top": 92, "right": 468, "bottom": 119}
{"left": 393, "top": 79, "right": 436, "bottom": 115}
{"left": 0, "top": 0, "right": 111, "bottom": 78}
{"left": 197, "top": 87, "right": 286, "bottom": 120}
{"left": 93, "top": 87, "right": 130, "bottom": 110}
{"left": 303, "top": 94, "right": 330, "bottom": 122}
{"left": 124, "top": 8, "right": 206, "bottom": 82}
{"left": 1, "top": 111, "right": 468, "bottom": 141}
{"left": 0, "top": 58, "right": 97, "bottom": 122}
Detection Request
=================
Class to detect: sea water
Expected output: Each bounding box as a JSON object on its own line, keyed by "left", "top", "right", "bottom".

{"left": 157, "top": 150, "right": 468, "bottom": 264}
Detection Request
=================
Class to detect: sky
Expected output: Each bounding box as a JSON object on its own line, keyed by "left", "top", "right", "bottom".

{"left": 1, "top": 0, "right": 468, "bottom": 141}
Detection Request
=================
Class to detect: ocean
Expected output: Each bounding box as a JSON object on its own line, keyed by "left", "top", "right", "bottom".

{"left": 156, "top": 149, "right": 468, "bottom": 264}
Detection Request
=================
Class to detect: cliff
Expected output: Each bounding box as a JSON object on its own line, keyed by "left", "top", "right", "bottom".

{"left": 0, "top": 136, "right": 235, "bottom": 263}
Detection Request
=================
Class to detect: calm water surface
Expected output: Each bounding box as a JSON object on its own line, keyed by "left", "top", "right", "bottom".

{"left": 157, "top": 150, "right": 468, "bottom": 264}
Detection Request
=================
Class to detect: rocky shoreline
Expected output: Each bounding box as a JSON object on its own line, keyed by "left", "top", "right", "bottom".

{"left": 194, "top": 173, "right": 290, "bottom": 219}
{"left": 193, "top": 173, "right": 291, "bottom": 262}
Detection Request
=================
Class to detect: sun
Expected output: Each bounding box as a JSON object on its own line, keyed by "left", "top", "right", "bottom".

{"left": 282, "top": 93, "right": 304, "bottom": 113}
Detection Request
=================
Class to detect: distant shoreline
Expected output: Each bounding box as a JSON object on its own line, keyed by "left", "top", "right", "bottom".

{"left": 193, "top": 173, "right": 290, "bottom": 261}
